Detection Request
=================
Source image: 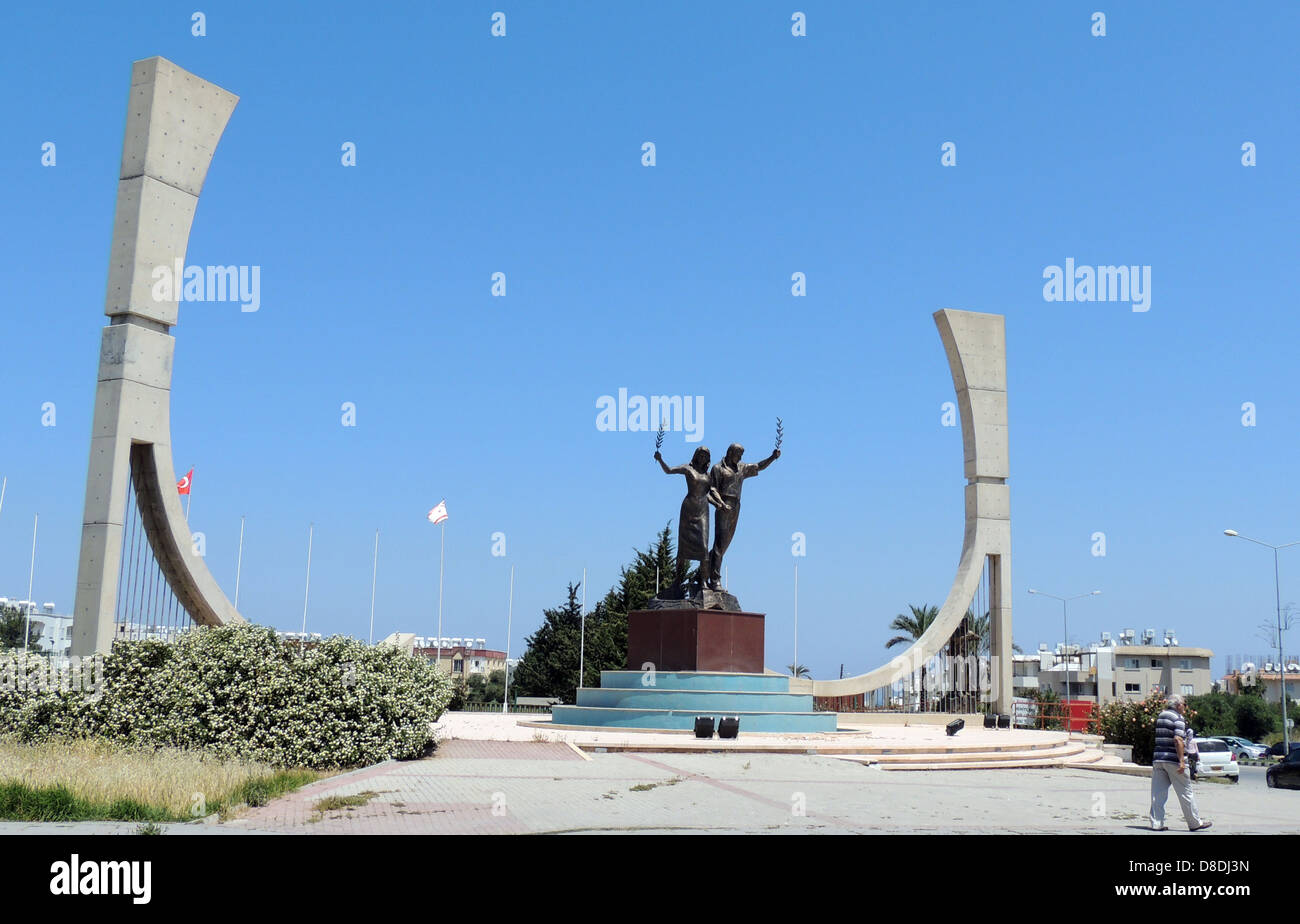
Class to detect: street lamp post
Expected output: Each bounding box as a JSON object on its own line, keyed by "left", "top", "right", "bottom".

{"left": 1028, "top": 588, "right": 1101, "bottom": 735}
{"left": 1224, "top": 530, "right": 1297, "bottom": 754}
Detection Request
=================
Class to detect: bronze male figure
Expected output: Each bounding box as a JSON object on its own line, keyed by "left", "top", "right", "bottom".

{"left": 707, "top": 443, "right": 780, "bottom": 590}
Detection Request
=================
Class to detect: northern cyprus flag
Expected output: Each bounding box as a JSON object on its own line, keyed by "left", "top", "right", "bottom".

{"left": 427, "top": 500, "right": 448, "bottom": 525}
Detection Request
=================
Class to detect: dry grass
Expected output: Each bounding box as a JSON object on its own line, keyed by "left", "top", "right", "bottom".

{"left": 628, "top": 777, "right": 683, "bottom": 792}
{"left": 310, "top": 790, "right": 384, "bottom": 823}
{"left": 0, "top": 738, "right": 322, "bottom": 820}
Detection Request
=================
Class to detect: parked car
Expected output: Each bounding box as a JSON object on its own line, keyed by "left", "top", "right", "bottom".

{"left": 1266, "top": 748, "right": 1300, "bottom": 789}
{"left": 1214, "top": 736, "right": 1268, "bottom": 760}
{"left": 1192, "top": 738, "right": 1239, "bottom": 782}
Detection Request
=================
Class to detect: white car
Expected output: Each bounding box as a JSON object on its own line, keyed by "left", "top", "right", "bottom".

{"left": 1213, "top": 735, "right": 1268, "bottom": 760}
{"left": 1194, "top": 738, "right": 1240, "bottom": 782}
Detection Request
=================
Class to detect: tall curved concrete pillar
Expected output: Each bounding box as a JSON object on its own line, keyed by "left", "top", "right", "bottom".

{"left": 71, "top": 58, "right": 244, "bottom": 656}
{"left": 812, "top": 308, "right": 1012, "bottom": 713}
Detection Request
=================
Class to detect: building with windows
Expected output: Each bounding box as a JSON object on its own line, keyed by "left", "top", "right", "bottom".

{"left": 1012, "top": 628, "right": 1213, "bottom": 705}
{"left": 1108, "top": 643, "right": 1213, "bottom": 701}
{"left": 0, "top": 599, "right": 73, "bottom": 659}
{"left": 1221, "top": 665, "right": 1298, "bottom": 705}
{"left": 410, "top": 636, "right": 507, "bottom": 678}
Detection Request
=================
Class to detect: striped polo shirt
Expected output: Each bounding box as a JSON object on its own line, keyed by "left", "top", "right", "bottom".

{"left": 1153, "top": 708, "right": 1186, "bottom": 763}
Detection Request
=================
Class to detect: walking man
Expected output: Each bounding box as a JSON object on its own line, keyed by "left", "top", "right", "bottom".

{"left": 1150, "top": 694, "right": 1212, "bottom": 831}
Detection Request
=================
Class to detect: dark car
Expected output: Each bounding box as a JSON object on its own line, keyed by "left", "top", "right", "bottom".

{"left": 1264, "top": 741, "right": 1298, "bottom": 758}
{"left": 1266, "top": 748, "right": 1300, "bottom": 789}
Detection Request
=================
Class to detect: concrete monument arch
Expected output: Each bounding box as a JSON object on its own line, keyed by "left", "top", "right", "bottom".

{"left": 811, "top": 308, "right": 1013, "bottom": 713}
{"left": 71, "top": 58, "right": 244, "bottom": 656}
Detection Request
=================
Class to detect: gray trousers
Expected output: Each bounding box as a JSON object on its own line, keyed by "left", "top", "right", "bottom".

{"left": 1150, "top": 761, "right": 1202, "bottom": 829}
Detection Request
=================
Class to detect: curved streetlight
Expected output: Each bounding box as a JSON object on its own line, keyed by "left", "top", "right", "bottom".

{"left": 1223, "top": 529, "right": 1299, "bottom": 754}
{"left": 1028, "top": 588, "right": 1101, "bottom": 735}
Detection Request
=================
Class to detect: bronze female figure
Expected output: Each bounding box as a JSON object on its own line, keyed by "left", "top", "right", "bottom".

{"left": 654, "top": 446, "right": 729, "bottom": 597}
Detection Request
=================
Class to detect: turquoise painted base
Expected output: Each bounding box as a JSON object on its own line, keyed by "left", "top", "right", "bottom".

{"left": 549, "top": 670, "right": 838, "bottom": 733}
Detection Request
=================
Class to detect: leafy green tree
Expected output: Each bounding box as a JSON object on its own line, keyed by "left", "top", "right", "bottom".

{"left": 467, "top": 669, "right": 508, "bottom": 704}
{"left": 885, "top": 604, "right": 938, "bottom": 651}
{"left": 484, "top": 669, "right": 507, "bottom": 702}
{"left": 0, "top": 604, "right": 41, "bottom": 653}
{"left": 511, "top": 584, "right": 585, "bottom": 704}
{"left": 446, "top": 676, "right": 469, "bottom": 711}
{"left": 887, "top": 604, "right": 938, "bottom": 707}
{"left": 1186, "top": 691, "right": 1235, "bottom": 737}
{"left": 787, "top": 663, "right": 810, "bottom": 678}
{"left": 1235, "top": 694, "right": 1278, "bottom": 742}
{"left": 1023, "top": 686, "right": 1065, "bottom": 731}
{"left": 596, "top": 524, "right": 676, "bottom": 632}
{"left": 1239, "top": 677, "right": 1267, "bottom": 698}
{"left": 512, "top": 526, "right": 678, "bottom": 704}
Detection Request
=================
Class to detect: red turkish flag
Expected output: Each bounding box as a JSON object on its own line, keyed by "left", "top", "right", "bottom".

{"left": 177, "top": 469, "right": 193, "bottom": 495}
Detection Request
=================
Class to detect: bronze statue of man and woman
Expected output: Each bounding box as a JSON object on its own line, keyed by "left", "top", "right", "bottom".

{"left": 653, "top": 436, "right": 780, "bottom": 599}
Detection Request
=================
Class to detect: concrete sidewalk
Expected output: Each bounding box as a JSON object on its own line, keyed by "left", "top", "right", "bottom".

{"left": 213, "top": 740, "right": 1300, "bottom": 835}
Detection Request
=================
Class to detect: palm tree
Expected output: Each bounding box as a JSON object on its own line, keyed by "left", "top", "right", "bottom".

{"left": 960, "top": 608, "right": 1022, "bottom": 656}
{"left": 885, "top": 604, "right": 939, "bottom": 650}
{"left": 787, "top": 663, "right": 810, "bottom": 678}
{"left": 886, "top": 604, "right": 939, "bottom": 710}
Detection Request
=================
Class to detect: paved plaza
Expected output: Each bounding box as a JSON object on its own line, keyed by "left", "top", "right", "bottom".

{"left": 8, "top": 739, "right": 1295, "bottom": 836}
{"left": 217, "top": 742, "right": 1300, "bottom": 835}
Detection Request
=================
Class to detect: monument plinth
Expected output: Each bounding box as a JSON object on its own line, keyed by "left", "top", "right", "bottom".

{"left": 627, "top": 606, "right": 765, "bottom": 674}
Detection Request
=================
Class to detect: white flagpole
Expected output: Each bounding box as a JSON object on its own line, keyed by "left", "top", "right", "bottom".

{"left": 185, "top": 467, "right": 192, "bottom": 523}
{"left": 502, "top": 564, "right": 514, "bottom": 714}
{"left": 655, "top": 565, "right": 659, "bottom": 595}
{"left": 793, "top": 562, "right": 799, "bottom": 670}
{"left": 234, "top": 515, "right": 245, "bottom": 609}
{"left": 22, "top": 513, "right": 37, "bottom": 655}
{"left": 0, "top": 476, "right": 7, "bottom": 522}
{"left": 300, "top": 523, "right": 313, "bottom": 654}
{"left": 436, "top": 520, "right": 445, "bottom": 668}
{"left": 579, "top": 567, "right": 586, "bottom": 690}
{"left": 368, "top": 528, "right": 379, "bottom": 645}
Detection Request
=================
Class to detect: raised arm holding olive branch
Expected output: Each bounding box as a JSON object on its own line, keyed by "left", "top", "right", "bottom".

{"left": 654, "top": 447, "right": 728, "bottom": 597}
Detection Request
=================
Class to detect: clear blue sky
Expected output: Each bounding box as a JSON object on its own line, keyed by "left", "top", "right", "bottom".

{"left": 1, "top": 2, "right": 1296, "bottom": 678}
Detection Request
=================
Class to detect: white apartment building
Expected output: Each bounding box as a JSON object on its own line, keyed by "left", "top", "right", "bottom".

{"left": 1013, "top": 628, "right": 1213, "bottom": 705}
{"left": 0, "top": 598, "right": 73, "bottom": 659}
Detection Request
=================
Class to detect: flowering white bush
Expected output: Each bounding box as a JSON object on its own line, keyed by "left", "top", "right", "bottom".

{"left": 0, "top": 626, "right": 451, "bottom": 769}
{"left": 0, "top": 652, "right": 95, "bottom": 743}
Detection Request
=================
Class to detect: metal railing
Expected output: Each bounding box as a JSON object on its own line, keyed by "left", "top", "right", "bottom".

{"left": 1013, "top": 699, "right": 1098, "bottom": 733}
{"left": 815, "top": 653, "right": 996, "bottom": 714}
{"left": 457, "top": 701, "right": 552, "bottom": 714}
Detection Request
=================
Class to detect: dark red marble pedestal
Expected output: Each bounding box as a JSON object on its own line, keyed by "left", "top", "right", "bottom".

{"left": 626, "top": 608, "right": 765, "bottom": 674}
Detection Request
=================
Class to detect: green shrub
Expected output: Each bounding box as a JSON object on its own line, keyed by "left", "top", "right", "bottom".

{"left": 1234, "top": 695, "right": 1278, "bottom": 742}
{"left": 1186, "top": 691, "right": 1236, "bottom": 737}
{"left": 0, "top": 625, "right": 451, "bottom": 770}
{"left": 447, "top": 676, "right": 469, "bottom": 711}
{"left": 1096, "top": 693, "right": 1172, "bottom": 765}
